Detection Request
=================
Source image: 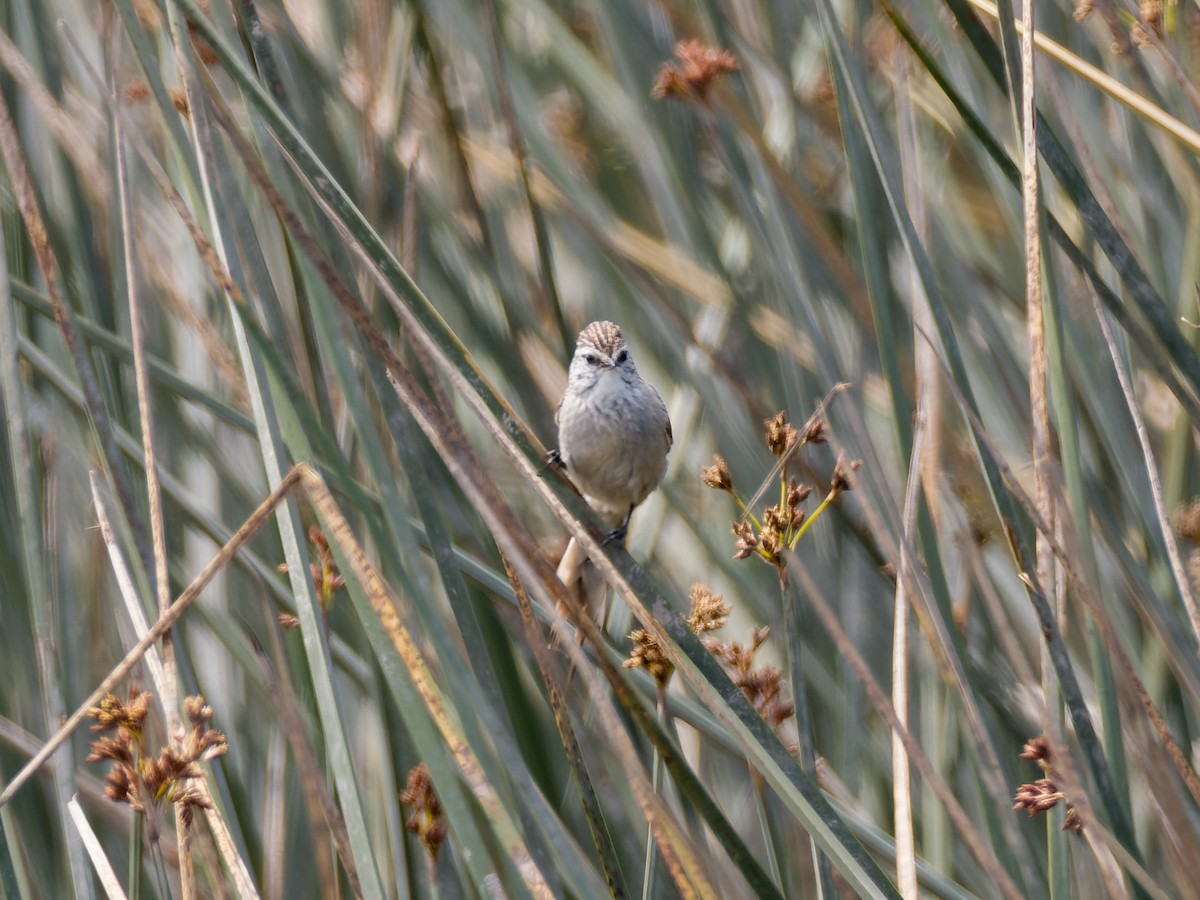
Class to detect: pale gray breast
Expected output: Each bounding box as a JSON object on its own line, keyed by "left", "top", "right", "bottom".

{"left": 558, "top": 373, "right": 670, "bottom": 516}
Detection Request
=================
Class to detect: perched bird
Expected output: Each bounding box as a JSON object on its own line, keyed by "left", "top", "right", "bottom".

{"left": 553, "top": 320, "right": 672, "bottom": 628}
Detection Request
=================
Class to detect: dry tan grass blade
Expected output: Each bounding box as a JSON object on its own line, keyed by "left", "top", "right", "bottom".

{"left": 969, "top": 0, "right": 1200, "bottom": 153}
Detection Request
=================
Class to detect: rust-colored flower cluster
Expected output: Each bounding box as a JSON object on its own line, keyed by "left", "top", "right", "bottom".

{"left": 624, "top": 629, "right": 674, "bottom": 687}
{"left": 278, "top": 525, "right": 346, "bottom": 628}
{"left": 401, "top": 763, "right": 447, "bottom": 860}
{"left": 651, "top": 40, "right": 738, "bottom": 103}
{"left": 625, "top": 583, "right": 731, "bottom": 687}
{"left": 1012, "top": 736, "right": 1083, "bottom": 834}
{"left": 687, "top": 583, "right": 732, "bottom": 635}
{"left": 1012, "top": 779, "right": 1063, "bottom": 815}
{"left": 708, "top": 626, "right": 794, "bottom": 731}
{"left": 829, "top": 455, "right": 861, "bottom": 498}
{"left": 702, "top": 410, "right": 859, "bottom": 567}
{"left": 87, "top": 690, "right": 227, "bottom": 831}
{"left": 700, "top": 454, "right": 732, "bottom": 491}
{"left": 624, "top": 584, "right": 792, "bottom": 732}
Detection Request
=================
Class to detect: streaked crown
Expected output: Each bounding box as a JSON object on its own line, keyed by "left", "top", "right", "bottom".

{"left": 576, "top": 321, "right": 625, "bottom": 358}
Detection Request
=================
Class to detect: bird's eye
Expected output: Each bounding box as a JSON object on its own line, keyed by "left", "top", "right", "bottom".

{"left": 583, "top": 352, "right": 599, "bottom": 366}
{"left": 615, "top": 349, "right": 628, "bottom": 364}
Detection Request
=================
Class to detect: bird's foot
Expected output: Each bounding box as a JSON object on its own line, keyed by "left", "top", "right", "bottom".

{"left": 602, "top": 507, "right": 635, "bottom": 546}
{"left": 602, "top": 524, "right": 627, "bottom": 546}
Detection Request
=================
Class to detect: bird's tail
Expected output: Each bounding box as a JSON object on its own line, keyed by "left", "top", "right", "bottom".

{"left": 554, "top": 537, "right": 611, "bottom": 643}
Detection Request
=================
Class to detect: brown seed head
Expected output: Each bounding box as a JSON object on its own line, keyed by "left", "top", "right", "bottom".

{"left": 651, "top": 67, "right": 691, "bottom": 101}
{"left": 1019, "top": 736, "right": 1052, "bottom": 765}
{"left": 763, "top": 504, "right": 787, "bottom": 544}
{"left": 830, "top": 455, "right": 861, "bottom": 496}
{"left": 401, "top": 763, "right": 447, "bottom": 859}
{"left": 88, "top": 689, "right": 227, "bottom": 823}
{"left": 624, "top": 629, "right": 674, "bottom": 686}
{"left": 785, "top": 477, "right": 811, "bottom": 532}
{"left": 181, "top": 695, "right": 227, "bottom": 762}
{"left": 764, "top": 412, "right": 799, "bottom": 458}
{"left": 651, "top": 39, "right": 738, "bottom": 103}
{"left": 161, "top": 746, "right": 201, "bottom": 785}
{"left": 173, "top": 782, "right": 212, "bottom": 827}
{"left": 88, "top": 690, "right": 152, "bottom": 734}
{"left": 1062, "top": 807, "right": 1084, "bottom": 834}
{"left": 701, "top": 454, "right": 733, "bottom": 491}
{"left": 281, "top": 529, "right": 346, "bottom": 610}
{"left": 804, "top": 418, "right": 828, "bottom": 444}
{"left": 86, "top": 734, "right": 133, "bottom": 765}
{"left": 758, "top": 528, "right": 780, "bottom": 563}
{"left": 103, "top": 766, "right": 138, "bottom": 808}
{"left": 687, "top": 583, "right": 731, "bottom": 634}
{"left": 140, "top": 753, "right": 170, "bottom": 800}
{"left": 1013, "top": 779, "right": 1062, "bottom": 816}
{"left": 732, "top": 520, "right": 758, "bottom": 560}
{"left": 184, "top": 696, "right": 213, "bottom": 726}
{"left": 708, "top": 625, "right": 792, "bottom": 730}
{"left": 787, "top": 477, "right": 813, "bottom": 508}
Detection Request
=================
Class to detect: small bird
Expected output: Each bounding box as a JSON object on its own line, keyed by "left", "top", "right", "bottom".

{"left": 553, "top": 320, "right": 672, "bottom": 629}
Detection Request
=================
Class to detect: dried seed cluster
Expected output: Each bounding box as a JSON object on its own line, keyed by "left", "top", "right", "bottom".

{"left": 702, "top": 410, "right": 859, "bottom": 567}
{"left": 87, "top": 690, "right": 227, "bottom": 830}
{"left": 278, "top": 525, "right": 346, "bottom": 628}
{"left": 625, "top": 583, "right": 731, "bottom": 687}
{"left": 625, "top": 584, "right": 793, "bottom": 733}
{"left": 708, "top": 626, "right": 794, "bottom": 732}
{"left": 627, "top": 405, "right": 859, "bottom": 731}
{"left": 1012, "top": 736, "right": 1083, "bottom": 834}
{"left": 651, "top": 40, "right": 738, "bottom": 104}
{"left": 401, "top": 763, "right": 447, "bottom": 860}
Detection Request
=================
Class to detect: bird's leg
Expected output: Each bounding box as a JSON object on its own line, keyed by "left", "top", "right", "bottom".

{"left": 545, "top": 448, "right": 566, "bottom": 471}
{"left": 602, "top": 506, "right": 635, "bottom": 546}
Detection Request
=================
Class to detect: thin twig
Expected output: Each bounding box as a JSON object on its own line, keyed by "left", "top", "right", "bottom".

{"left": 893, "top": 52, "right": 927, "bottom": 899}
{"left": 891, "top": 404, "right": 925, "bottom": 900}
{"left": 117, "top": 55, "right": 178, "bottom": 728}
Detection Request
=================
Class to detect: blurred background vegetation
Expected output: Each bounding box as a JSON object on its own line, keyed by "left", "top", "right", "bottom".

{"left": 2, "top": 0, "right": 1200, "bottom": 896}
